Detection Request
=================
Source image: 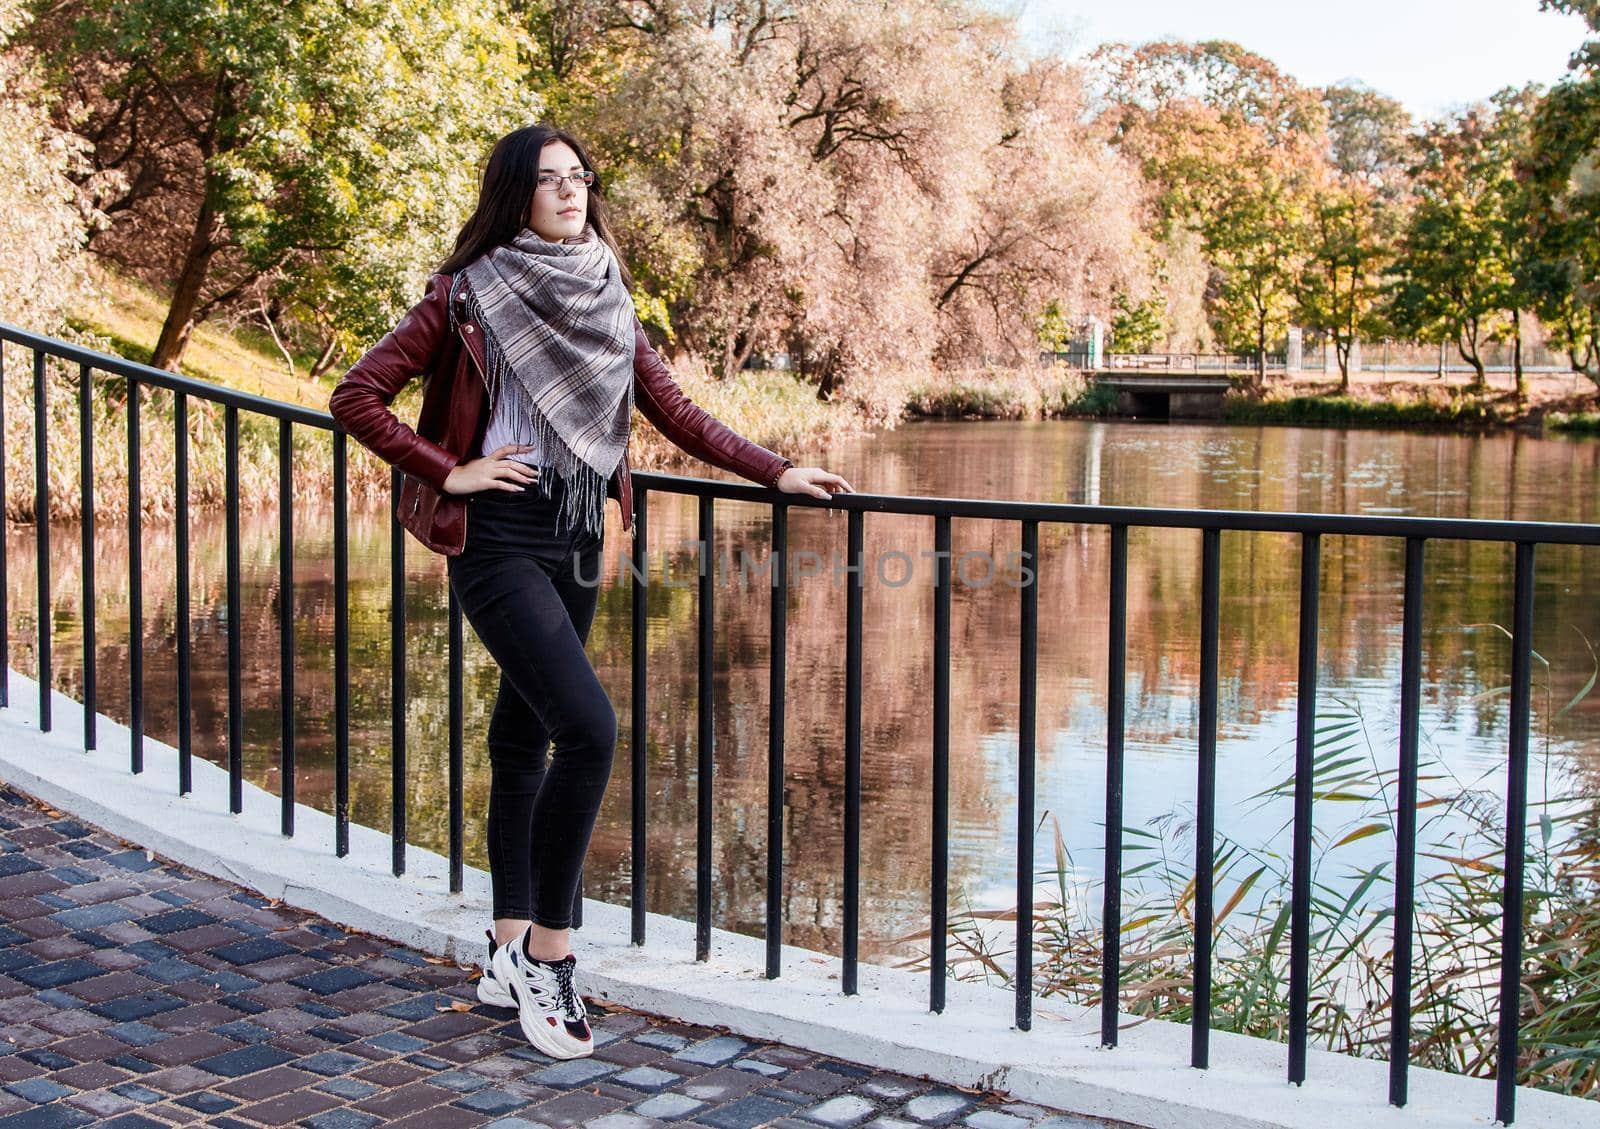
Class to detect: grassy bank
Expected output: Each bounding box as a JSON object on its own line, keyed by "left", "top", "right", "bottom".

{"left": 1550, "top": 411, "right": 1600, "bottom": 436}
{"left": 1223, "top": 391, "right": 1510, "bottom": 429}
{"left": 901, "top": 366, "right": 1600, "bottom": 434}
{"left": 902, "top": 364, "right": 1117, "bottom": 419}
{"left": 65, "top": 267, "right": 331, "bottom": 407}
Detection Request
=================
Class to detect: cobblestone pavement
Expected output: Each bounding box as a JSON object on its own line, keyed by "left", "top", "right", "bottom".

{"left": 0, "top": 783, "right": 1133, "bottom": 1129}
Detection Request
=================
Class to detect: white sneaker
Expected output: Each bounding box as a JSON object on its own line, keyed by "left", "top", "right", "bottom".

{"left": 491, "top": 927, "right": 594, "bottom": 1059}
{"left": 475, "top": 929, "right": 515, "bottom": 1009}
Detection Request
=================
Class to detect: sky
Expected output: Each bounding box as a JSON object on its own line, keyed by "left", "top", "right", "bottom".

{"left": 1012, "top": 0, "right": 1591, "bottom": 119}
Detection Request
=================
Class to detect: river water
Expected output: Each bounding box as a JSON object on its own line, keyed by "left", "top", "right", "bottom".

{"left": 6, "top": 420, "right": 1599, "bottom": 962}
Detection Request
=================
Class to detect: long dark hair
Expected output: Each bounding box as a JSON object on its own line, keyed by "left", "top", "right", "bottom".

{"left": 437, "top": 124, "right": 633, "bottom": 289}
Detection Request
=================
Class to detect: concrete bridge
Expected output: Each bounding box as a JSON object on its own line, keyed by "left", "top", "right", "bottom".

{"left": 1055, "top": 352, "right": 1275, "bottom": 420}
{"left": 1087, "top": 371, "right": 1233, "bottom": 420}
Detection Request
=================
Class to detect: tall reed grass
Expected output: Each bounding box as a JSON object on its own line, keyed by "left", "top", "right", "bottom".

{"left": 892, "top": 639, "right": 1600, "bottom": 1098}
{"left": 1, "top": 347, "right": 412, "bottom": 523}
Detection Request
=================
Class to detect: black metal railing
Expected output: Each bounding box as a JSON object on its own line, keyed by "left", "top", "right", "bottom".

{"left": 3, "top": 323, "right": 1598, "bottom": 1125}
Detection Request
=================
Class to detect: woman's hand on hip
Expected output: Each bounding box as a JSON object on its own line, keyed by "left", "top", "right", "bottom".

{"left": 444, "top": 444, "right": 541, "bottom": 494}
{"left": 776, "top": 466, "right": 854, "bottom": 501}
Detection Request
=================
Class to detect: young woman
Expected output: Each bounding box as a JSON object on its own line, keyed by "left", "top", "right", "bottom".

{"left": 329, "top": 124, "right": 854, "bottom": 1060}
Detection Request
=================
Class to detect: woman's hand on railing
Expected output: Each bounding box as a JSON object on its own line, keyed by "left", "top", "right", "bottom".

{"left": 443, "top": 444, "right": 540, "bottom": 494}
{"left": 776, "top": 466, "right": 854, "bottom": 501}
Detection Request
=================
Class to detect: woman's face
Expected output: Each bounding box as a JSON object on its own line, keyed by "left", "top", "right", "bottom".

{"left": 526, "top": 139, "right": 589, "bottom": 242}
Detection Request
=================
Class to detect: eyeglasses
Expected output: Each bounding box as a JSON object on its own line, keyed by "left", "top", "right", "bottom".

{"left": 535, "top": 171, "right": 595, "bottom": 192}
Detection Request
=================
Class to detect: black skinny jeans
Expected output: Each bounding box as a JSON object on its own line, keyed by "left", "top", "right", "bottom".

{"left": 446, "top": 474, "right": 615, "bottom": 929}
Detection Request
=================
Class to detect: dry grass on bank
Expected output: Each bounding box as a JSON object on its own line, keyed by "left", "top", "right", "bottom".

{"left": 901, "top": 362, "right": 1114, "bottom": 419}
{"left": 66, "top": 265, "right": 330, "bottom": 407}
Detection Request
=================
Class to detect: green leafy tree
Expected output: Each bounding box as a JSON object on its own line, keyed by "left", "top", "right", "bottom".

{"left": 1109, "top": 292, "right": 1165, "bottom": 353}
{"left": 1386, "top": 103, "right": 1523, "bottom": 391}
{"left": 1035, "top": 299, "right": 1073, "bottom": 353}
{"left": 1205, "top": 162, "right": 1313, "bottom": 384}
{"left": 1297, "top": 86, "right": 1410, "bottom": 391}
{"left": 29, "top": 0, "right": 537, "bottom": 372}
{"left": 1297, "top": 186, "right": 1396, "bottom": 390}
{"left": 1523, "top": 0, "right": 1600, "bottom": 389}
{"left": 1485, "top": 87, "right": 1542, "bottom": 402}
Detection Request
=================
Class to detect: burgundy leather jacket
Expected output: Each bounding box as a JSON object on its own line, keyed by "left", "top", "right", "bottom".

{"left": 328, "top": 271, "right": 792, "bottom": 555}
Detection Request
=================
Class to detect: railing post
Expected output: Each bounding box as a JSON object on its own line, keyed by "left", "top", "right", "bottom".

{"left": 333, "top": 431, "right": 350, "bottom": 856}
{"left": 449, "top": 587, "right": 464, "bottom": 893}
{"left": 129, "top": 376, "right": 144, "bottom": 770}
{"left": 390, "top": 466, "right": 406, "bottom": 877}
{"left": 278, "top": 419, "right": 295, "bottom": 836}
{"left": 1289, "top": 531, "right": 1321, "bottom": 1085}
{"left": 1101, "top": 523, "right": 1127, "bottom": 1047}
{"left": 175, "top": 393, "right": 192, "bottom": 795}
{"left": 225, "top": 404, "right": 241, "bottom": 811}
{"left": 1016, "top": 520, "right": 1039, "bottom": 1032}
{"left": 34, "top": 350, "right": 51, "bottom": 731}
{"left": 1193, "top": 527, "right": 1220, "bottom": 1068}
{"left": 765, "top": 500, "right": 788, "bottom": 978}
{"left": 630, "top": 487, "right": 649, "bottom": 946}
{"left": 78, "top": 363, "right": 95, "bottom": 751}
{"left": 1389, "top": 537, "right": 1425, "bottom": 1106}
{"left": 696, "top": 493, "right": 715, "bottom": 961}
{"left": 843, "top": 507, "right": 863, "bottom": 995}
{"left": 1496, "top": 542, "right": 1536, "bottom": 1126}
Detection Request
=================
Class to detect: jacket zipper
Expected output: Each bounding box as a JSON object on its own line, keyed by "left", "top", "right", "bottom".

{"left": 462, "top": 325, "right": 490, "bottom": 394}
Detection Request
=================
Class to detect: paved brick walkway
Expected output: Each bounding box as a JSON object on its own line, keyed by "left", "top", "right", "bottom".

{"left": 0, "top": 783, "right": 1127, "bottom": 1129}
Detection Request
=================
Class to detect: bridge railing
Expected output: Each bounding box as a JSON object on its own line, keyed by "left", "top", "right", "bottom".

{"left": 1044, "top": 351, "right": 1290, "bottom": 374}
{"left": 4, "top": 322, "right": 1599, "bottom": 1125}
{"left": 1103, "top": 352, "right": 1288, "bottom": 374}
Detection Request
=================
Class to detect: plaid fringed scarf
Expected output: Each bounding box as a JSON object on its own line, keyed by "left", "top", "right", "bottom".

{"left": 453, "top": 224, "right": 635, "bottom": 541}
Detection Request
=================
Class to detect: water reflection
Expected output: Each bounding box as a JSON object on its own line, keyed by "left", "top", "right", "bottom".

{"left": 6, "top": 421, "right": 1599, "bottom": 965}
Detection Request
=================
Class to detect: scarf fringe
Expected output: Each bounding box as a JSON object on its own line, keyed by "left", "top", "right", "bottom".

{"left": 454, "top": 277, "right": 611, "bottom": 542}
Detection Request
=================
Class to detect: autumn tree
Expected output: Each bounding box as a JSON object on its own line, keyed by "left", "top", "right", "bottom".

{"left": 0, "top": 0, "right": 93, "bottom": 334}
{"left": 26, "top": 0, "right": 537, "bottom": 372}
{"left": 577, "top": 0, "right": 1145, "bottom": 412}
{"left": 1094, "top": 40, "right": 1327, "bottom": 385}
{"left": 926, "top": 54, "right": 1148, "bottom": 369}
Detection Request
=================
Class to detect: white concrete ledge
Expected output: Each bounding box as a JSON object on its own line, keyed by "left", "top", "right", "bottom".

{"left": 0, "top": 670, "right": 1586, "bottom": 1129}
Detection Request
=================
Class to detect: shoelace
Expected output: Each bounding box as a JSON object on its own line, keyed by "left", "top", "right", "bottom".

{"left": 550, "top": 958, "right": 583, "bottom": 1022}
